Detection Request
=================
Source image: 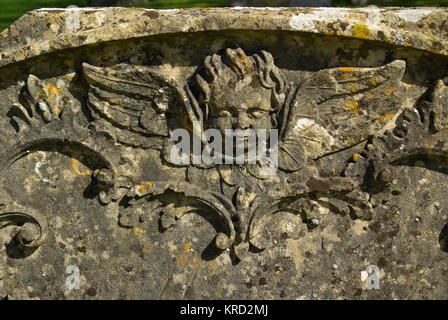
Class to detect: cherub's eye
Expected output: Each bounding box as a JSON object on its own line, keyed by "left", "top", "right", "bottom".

{"left": 217, "top": 110, "right": 232, "bottom": 117}
{"left": 249, "top": 109, "right": 266, "bottom": 118}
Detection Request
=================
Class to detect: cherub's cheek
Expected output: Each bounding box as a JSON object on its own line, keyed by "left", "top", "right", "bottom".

{"left": 252, "top": 116, "right": 272, "bottom": 131}
{"left": 212, "top": 117, "right": 233, "bottom": 133}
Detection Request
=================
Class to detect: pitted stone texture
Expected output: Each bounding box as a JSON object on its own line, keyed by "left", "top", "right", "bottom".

{"left": 1, "top": 7, "right": 448, "bottom": 67}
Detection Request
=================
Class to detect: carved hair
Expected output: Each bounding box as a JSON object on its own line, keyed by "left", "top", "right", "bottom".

{"left": 190, "top": 48, "right": 286, "bottom": 120}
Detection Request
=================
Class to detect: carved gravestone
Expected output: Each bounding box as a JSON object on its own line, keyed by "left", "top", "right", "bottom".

{"left": 0, "top": 7, "right": 447, "bottom": 299}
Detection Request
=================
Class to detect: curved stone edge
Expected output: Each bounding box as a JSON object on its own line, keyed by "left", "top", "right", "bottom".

{"left": 0, "top": 7, "right": 447, "bottom": 68}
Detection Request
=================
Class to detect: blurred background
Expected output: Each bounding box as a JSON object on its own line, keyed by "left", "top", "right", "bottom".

{"left": 1, "top": 0, "right": 447, "bottom": 31}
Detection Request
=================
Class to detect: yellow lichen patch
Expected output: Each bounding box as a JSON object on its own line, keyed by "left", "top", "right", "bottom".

{"left": 385, "top": 87, "right": 397, "bottom": 96}
{"left": 379, "top": 114, "right": 395, "bottom": 124}
{"left": 349, "top": 83, "right": 359, "bottom": 93}
{"left": 339, "top": 67, "right": 362, "bottom": 73}
{"left": 133, "top": 227, "right": 145, "bottom": 237}
{"left": 51, "top": 107, "right": 61, "bottom": 116}
{"left": 183, "top": 243, "right": 192, "bottom": 252}
{"left": 344, "top": 101, "right": 362, "bottom": 116}
{"left": 134, "top": 181, "right": 153, "bottom": 194}
{"left": 368, "top": 78, "right": 378, "bottom": 87}
{"left": 352, "top": 153, "right": 360, "bottom": 161}
{"left": 347, "top": 138, "right": 356, "bottom": 146}
{"left": 49, "top": 83, "right": 63, "bottom": 95}
{"left": 42, "top": 83, "right": 65, "bottom": 103}
{"left": 107, "top": 99, "right": 120, "bottom": 105}
{"left": 70, "top": 151, "right": 92, "bottom": 177}
{"left": 51, "top": 86, "right": 60, "bottom": 95}
{"left": 176, "top": 243, "right": 201, "bottom": 270}
{"left": 352, "top": 24, "right": 370, "bottom": 39}
{"left": 420, "top": 229, "right": 438, "bottom": 238}
{"left": 340, "top": 67, "right": 354, "bottom": 73}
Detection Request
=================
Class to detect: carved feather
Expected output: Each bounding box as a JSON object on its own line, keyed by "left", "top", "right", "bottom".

{"left": 83, "top": 63, "right": 188, "bottom": 148}
{"left": 281, "top": 60, "right": 407, "bottom": 160}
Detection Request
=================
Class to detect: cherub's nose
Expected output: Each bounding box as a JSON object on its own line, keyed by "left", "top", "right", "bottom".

{"left": 236, "top": 112, "right": 251, "bottom": 130}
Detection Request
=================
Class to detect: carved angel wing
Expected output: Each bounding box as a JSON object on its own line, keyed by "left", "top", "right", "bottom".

{"left": 83, "top": 63, "right": 188, "bottom": 149}
{"left": 278, "top": 60, "right": 406, "bottom": 170}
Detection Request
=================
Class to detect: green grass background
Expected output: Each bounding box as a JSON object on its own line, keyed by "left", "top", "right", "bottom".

{"left": 1, "top": 0, "right": 448, "bottom": 32}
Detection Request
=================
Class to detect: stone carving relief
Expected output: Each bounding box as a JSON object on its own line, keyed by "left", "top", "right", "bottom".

{"left": 2, "top": 44, "right": 447, "bottom": 266}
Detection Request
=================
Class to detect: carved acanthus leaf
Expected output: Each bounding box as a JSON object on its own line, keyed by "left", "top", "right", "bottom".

{"left": 0, "top": 204, "right": 47, "bottom": 257}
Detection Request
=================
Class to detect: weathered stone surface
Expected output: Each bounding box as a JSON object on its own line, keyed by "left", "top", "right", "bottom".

{"left": 233, "top": 0, "right": 333, "bottom": 7}
{"left": 0, "top": 7, "right": 447, "bottom": 300}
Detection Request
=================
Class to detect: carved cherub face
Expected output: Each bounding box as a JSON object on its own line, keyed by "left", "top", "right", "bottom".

{"left": 207, "top": 78, "right": 275, "bottom": 135}
{"left": 193, "top": 48, "right": 285, "bottom": 137}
